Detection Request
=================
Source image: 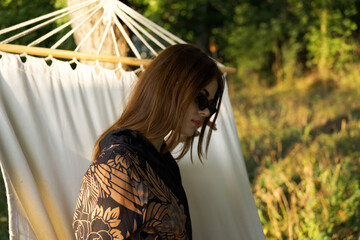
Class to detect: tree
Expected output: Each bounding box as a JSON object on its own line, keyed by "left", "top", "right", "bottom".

{"left": 0, "top": 0, "right": 73, "bottom": 48}
{"left": 136, "top": 0, "right": 236, "bottom": 56}
{"left": 305, "top": 0, "right": 358, "bottom": 79}
{"left": 223, "top": 0, "right": 359, "bottom": 85}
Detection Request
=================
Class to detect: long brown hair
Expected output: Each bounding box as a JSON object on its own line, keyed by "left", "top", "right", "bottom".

{"left": 93, "top": 44, "right": 224, "bottom": 162}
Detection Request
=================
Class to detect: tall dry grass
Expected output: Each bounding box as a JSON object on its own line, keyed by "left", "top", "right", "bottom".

{"left": 231, "top": 67, "right": 360, "bottom": 239}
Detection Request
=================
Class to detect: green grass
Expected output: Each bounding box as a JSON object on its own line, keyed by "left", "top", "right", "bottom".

{"left": 231, "top": 67, "right": 360, "bottom": 239}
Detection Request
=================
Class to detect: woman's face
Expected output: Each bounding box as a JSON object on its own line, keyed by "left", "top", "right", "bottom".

{"left": 181, "top": 79, "right": 219, "bottom": 137}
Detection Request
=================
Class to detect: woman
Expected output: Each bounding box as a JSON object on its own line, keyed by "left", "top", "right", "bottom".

{"left": 73, "top": 44, "right": 224, "bottom": 240}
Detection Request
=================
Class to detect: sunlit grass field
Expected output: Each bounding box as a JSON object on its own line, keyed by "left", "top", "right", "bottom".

{"left": 0, "top": 68, "right": 359, "bottom": 239}
{"left": 230, "top": 67, "right": 360, "bottom": 239}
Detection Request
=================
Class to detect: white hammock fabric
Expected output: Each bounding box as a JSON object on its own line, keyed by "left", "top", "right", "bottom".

{"left": 0, "top": 51, "right": 265, "bottom": 239}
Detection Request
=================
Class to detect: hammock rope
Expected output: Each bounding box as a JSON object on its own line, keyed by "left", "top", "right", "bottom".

{"left": 114, "top": 8, "right": 158, "bottom": 56}
{"left": 0, "top": 0, "right": 236, "bottom": 74}
{"left": 51, "top": 4, "right": 103, "bottom": 49}
{"left": 97, "top": 15, "right": 113, "bottom": 55}
{"left": 74, "top": 11, "right": 105, "bottom": 52}
{"left": 116, "top": 1, "right": 185, "bottom": 44}
{"left": 0, "top": 0, "right": 99, "bottom": 36}
{"left": 116, "top": 1, "right": 176, "bottom": 46}
{"left": 0, "top": 0, "right": 99, "bottom": 45}
{"left": 113, "top": 14, "right": 141, "bottom": 59}
{"left": 31, "top": 4, "right": 102, "bottom": 48}
{"left": 110, "top": 26, "right": 120, "bottom": 57}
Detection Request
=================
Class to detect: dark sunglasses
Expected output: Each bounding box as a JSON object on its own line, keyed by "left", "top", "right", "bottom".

{"left": 196, "top": 93, "right": 217, "bottom": 116}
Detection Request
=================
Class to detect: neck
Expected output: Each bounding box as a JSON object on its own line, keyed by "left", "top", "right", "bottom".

{"left": 150, "top": 138, "right": 164, "bottom": 152}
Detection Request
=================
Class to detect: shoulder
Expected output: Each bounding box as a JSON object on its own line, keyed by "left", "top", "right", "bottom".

{"left": 97, "top": 143, "right": 134, "bottom": 164}
{"left": 95, "top": 128, "right": 144, "bottom": 165}
{"left": 95, "top": 128, "right": 161, "bottom": 167}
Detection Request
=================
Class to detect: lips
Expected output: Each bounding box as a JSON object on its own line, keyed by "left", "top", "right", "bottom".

{"left": 192, "top": 120, "right": 201, "bottom": 128}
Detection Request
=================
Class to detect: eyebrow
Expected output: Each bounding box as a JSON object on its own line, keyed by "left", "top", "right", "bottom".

{"left": 202, "top": 89, "right": 215, "bottom": 102}
{"left": 202, "top": 89, "right": 210, "bottom": 97}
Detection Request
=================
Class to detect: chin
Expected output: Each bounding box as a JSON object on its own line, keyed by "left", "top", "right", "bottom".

{"left": 181, "top": 129, "right": 196, "bottom": 137}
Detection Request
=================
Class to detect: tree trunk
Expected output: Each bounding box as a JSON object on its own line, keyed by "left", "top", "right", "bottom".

{"left": 318, "top": 8, "right": 329, "bottom": 80}
{"left": 273, "top": 39, "right": 282, "bottom": 83}
{"left": 194, "top": 3, "right": 210, "bottom": 52}
{"left": 67, "top": 0, "right": 129, "bottom": 70}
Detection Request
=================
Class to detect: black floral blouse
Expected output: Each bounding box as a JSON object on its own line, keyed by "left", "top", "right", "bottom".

{"left": 73, "top": 129, "right": 192, "bottom": 240}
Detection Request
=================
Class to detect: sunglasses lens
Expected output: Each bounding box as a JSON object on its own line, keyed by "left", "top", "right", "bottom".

{"left": 197, "top": 93, "right": 216, "bottom": 115}
{"left": 198, "top": 95, "right": 207, "bottom": 110}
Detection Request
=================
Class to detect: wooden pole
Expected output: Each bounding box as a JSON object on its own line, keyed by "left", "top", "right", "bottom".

{"left": 0, "top": 43, "right": 149, "bottom": 66}
{"left": 0, "top": 43, "right": 236, "bottom": 74}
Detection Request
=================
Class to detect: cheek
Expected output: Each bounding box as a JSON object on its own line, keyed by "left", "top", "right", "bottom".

{"left": 183, "top": 100, "right": 199, "bottom": 121}
{"left": 187, "top": 101, "right": 198, "bottom": 114}
{"left": 181, "top": 103, "right": 198, "bottom": 127}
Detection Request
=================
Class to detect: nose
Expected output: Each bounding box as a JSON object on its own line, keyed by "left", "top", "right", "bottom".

{"left": 199, "top": 108, "right": 211, "bottom": 117}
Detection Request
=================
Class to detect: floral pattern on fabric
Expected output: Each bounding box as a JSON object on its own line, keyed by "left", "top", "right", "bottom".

{"left": 73, "top": 205, "right": 122, "bottom": 240}
{"left": 73, "top": 133, "right": 191, "bottom": 240}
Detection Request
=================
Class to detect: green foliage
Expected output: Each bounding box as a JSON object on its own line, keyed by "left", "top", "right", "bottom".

{"left": 305, "top": 1, "right": 358, "bottom": 73}
{"left": 224, "top": 0, "right": 360, "bottom": 84}
{"left": 132, "top": 0, "right": 233, "bottom": 53}
{"left": 232, "top": 67, "right": 360, "bottom": 239}
{"left": 224, "top": 0, "right": 306, "bottom": 83}
{"left": 0, "top": 0, "right": 75, "bottom": 49}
